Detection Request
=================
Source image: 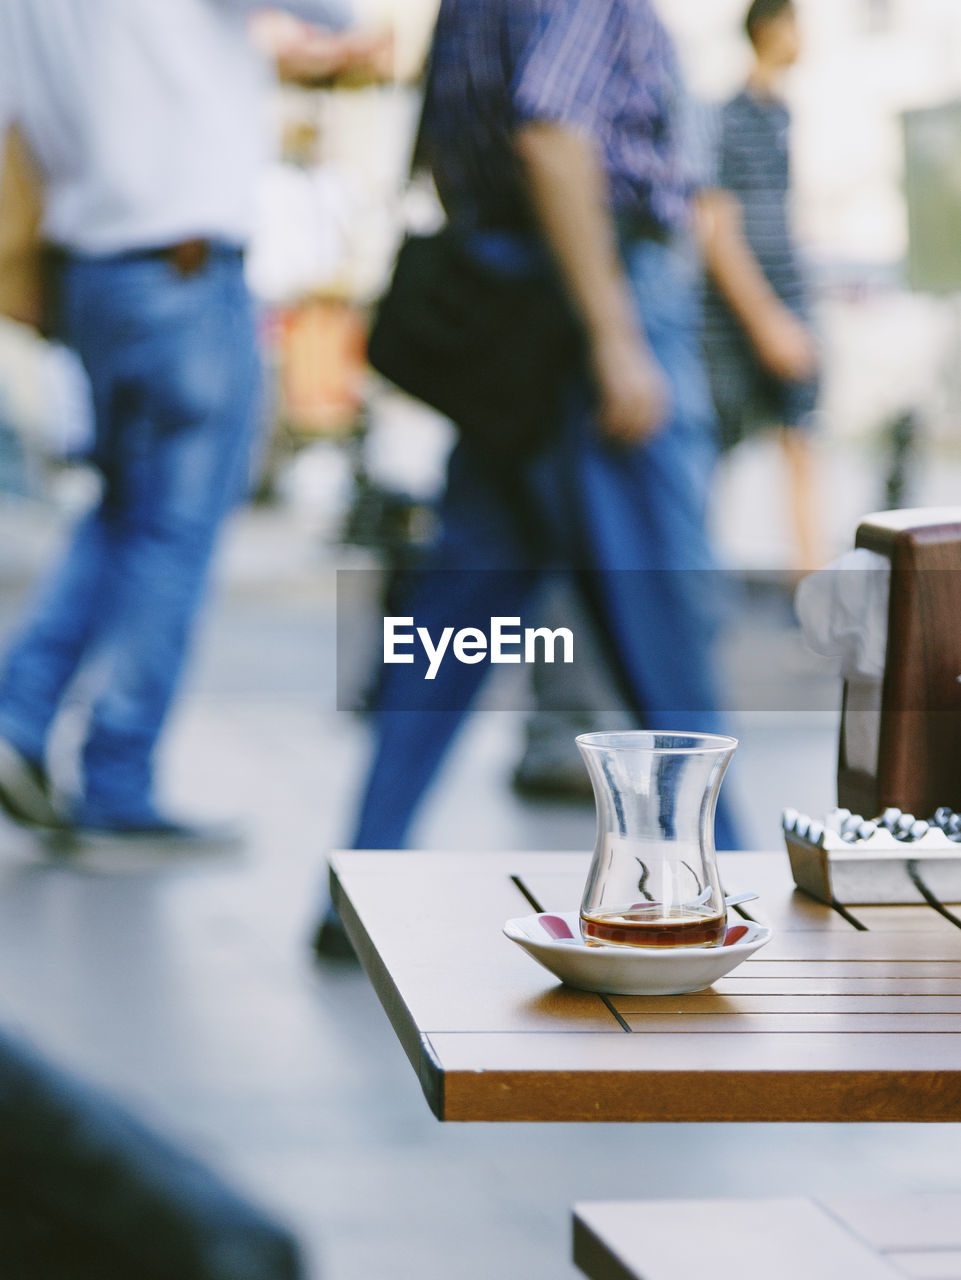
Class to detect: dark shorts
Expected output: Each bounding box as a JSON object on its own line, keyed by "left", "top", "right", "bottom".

{"left": 701, "top": 317, "right": 820, "bottom": 453}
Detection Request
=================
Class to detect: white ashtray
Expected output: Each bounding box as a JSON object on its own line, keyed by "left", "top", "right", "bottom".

{"left": 503, "top": 910, "right": 772, "bottom": 996}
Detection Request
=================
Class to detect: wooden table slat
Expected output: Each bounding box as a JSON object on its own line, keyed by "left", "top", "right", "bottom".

{"left": 846, "top": 906, "right": 961, "bottom": 933}
{"left": 614, "top": 993, "right": 961, "bottom": 1014}
{"left": 727, "top": 960, "right": 961, "bottom": 978}
{"left": 750, "top": 932, "right": 961, "bottom": 961}
{"left": 715, "top": 976, "right": 961, "bottom": 995}
{"left": 620, "top": 1013, "right": 961, "bottom": 1033}
{"left": 427, "top": 1028, "right": 961, "bottom": 1071}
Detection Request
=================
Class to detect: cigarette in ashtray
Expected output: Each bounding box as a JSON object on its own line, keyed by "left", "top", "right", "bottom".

{"left": 781, "top": 805, "right": 961, "bottom": 850}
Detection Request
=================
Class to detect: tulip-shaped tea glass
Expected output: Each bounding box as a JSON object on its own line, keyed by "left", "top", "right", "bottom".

{"left": 577, "top": 731, "right": 738, "bottom": 949}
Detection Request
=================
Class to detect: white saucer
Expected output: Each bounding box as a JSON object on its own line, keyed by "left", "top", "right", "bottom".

{"left": 503, "top": 909, "right": 772, "bottom": 996}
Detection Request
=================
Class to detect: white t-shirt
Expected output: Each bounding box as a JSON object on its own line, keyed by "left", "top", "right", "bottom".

{"left": 0, "top": 0, "right": 352, "bottom": 254}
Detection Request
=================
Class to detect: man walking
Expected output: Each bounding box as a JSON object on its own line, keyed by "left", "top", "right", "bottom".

{"left": 318, "top": 0, "right": 740, "bottom": 952}
{"left": 0, "top": 0, "right": 352, "bottom": 840}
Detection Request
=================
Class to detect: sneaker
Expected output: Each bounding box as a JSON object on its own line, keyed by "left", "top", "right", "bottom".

{"left": 312, "top": 909, "right": 358, "bottom": 963}
{"left": 0, "top": 736, "right": 64, "bottom": 829}
{"left": 511, "top": 755, "right": 594, "bottom": 802}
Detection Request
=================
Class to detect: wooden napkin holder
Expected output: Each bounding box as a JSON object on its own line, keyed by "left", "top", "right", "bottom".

{"left": 786, "top": 508, "right": 961, "bottom": 905}
{"left": 837, "top": 507, "right": 961, "bottom": 817}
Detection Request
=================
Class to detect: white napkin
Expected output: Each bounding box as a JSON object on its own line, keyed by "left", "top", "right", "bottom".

{"left": 794, "top": 548, "right": 890, "bottom": 774}
{"left": 794, "top": 548, "right": 890, "bottom": 681}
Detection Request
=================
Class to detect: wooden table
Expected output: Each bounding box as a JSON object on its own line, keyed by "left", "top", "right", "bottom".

{"left": 573, "top": 1196, "right": 961, "bottom": 1280}
{"left": 329, "top": 850, "right": 961, "bottom": 1122}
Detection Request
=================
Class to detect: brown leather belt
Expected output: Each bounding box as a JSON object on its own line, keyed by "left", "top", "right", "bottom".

{"left": 40, "top": 239, "right": 242, "bottom": 337}
{"left": 48, "top": 238, "right": 242, "bottom": 274}
{"left": 150, "top": 239, "right": 244, "bottom": 276}
{"left": 126, "top": 238, "right": 243, "bottom": 275}
{"left": 161, "top": 238, "right": 212, "bottom": 276}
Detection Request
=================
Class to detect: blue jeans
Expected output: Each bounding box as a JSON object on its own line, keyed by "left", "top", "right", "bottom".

{"left": 352, "top": 237, "right": 742, "bottom": 851}
{"left": 0, "top": 248, "right": 259, "bottom": 825}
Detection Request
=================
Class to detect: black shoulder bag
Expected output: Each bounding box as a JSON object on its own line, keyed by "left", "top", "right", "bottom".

{"left": 368, "top": 226, "right": 582, "bottom": 458}
{"left": 366, "top": 49, "right": 582, "bottom": 459}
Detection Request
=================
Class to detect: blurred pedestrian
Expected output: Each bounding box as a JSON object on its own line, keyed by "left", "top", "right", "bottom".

{"left": 0, "top": 0, "right": 354, "bottom": 842}
{"left": 698, "top": 0, "right": 822, "bottom": 573}
{"left": 318, "top": 0, "right": 741, "bottom": 952}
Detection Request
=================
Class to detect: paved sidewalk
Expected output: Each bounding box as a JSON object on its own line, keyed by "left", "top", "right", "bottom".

{"left": 1, "top": 506, "right": 959, "bottom": 1280}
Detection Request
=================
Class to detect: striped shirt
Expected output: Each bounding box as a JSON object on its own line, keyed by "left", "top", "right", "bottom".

{"left": 704, "top": 88, "right": 805, "bottom": 315}
{"left": 422, "top": 0, "right": 690, "bottom": 233}
{"left": 700, "top": 88, "right": 818, "bottom": 444}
